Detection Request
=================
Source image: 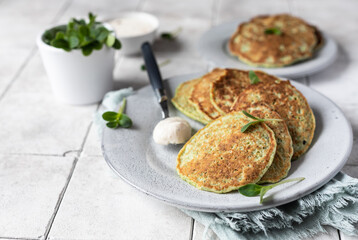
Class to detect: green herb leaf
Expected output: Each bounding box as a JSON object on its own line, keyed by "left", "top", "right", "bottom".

{"left": 118, "top": 98, "right": 126, "bottom": 114}
{"left": 79, "top": 25, "right": 90, "bottom": 37}
{"left": 249, "top": 71, "right": 260, "bottom": 84}
{"left": 238, "top": 177, "right": 305, "bottom": 204}
{"left": 141, "top": 59, "right": 171, "bottom": 71}
{"left": 119, "top": 114, "right": 133, "bottom": 128}
{"left": 68, "top": 35, "right": 80, "bottom": 49}
{"left": 55, "top": 31, "right": 65, "bottom": 40}
{"left": 106, "top": 34, "right": 115, "bottom": 47}
{"left": 88, "top": 12, "right": 96, "bottom": 26}
{"left": 106, "top": 122, "right": 119, "bottom": 128}
{"left": 82, "top": 45, "right": 93, "bottom": 56}
{"left": 102, "top": 111, "right": 119, "bottom": 121}
{"left": 238, "top": 184, "right": 262, "bottom": 196}
{"left": 67, "top": 21, "right": 75, "bottom": 31}
{"left": 161, "top": 33, "right": 173, "bottom": 40}
{"left": 97, "top": 29, "right": 109, "bottom": 42}
{"left": 160, "top": 27, "right": 182, "bottom": 40}
{"left": 242, "top": 110, "right": 260, "bottom": 120}
{"left": 102, "top": 98, "right": 133, "bottom": 129}
{"left": 241, "top": 110, "right": 283, "bottom": 133}
{"left": 240, "top": 120, "right": 263, "bottom": 133}
{"left": 50, "top": 39, "right": 70, "bottom": 51}
{"left": 264, "top": 27, "right": 282, "bottom": 35}
{"left": 42, "top": 12, "right": 121, "bottom": 56}
{"left": 113, "top": 39, "right": 121, "bottom": 49}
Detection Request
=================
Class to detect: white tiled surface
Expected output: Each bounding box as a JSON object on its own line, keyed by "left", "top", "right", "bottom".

{"left": 48, "top": 156, "right": 192, "bottom": 240}
{"left": 0, "top": 0, "right": 357, "bottom": 240}
{"left": 0, "top": 154, "right": 75, "bottom": 239}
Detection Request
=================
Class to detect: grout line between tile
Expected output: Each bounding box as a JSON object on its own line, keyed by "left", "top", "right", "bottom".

{"left": 43, "top": 157, "right": 78, "bottom": 240}
{"left": 50, "top": 0, "right": 74, "bottom": 24}
{"left": 0, "top": 0, "right": 73, "bottom": 105}
{"left": 0, "top": 46, "right": 37, "bottom": 104}
{"left": 1, "top": 152, "right": 64, "bottom": 157}
{"left": 44, "top": 118, "right": 95, "bottom": 239}
{"left": 0, "top": 238, "right": 37, "bottom": 240}
{"left": 188, "top": 218, "right": 195, "bottom": 240}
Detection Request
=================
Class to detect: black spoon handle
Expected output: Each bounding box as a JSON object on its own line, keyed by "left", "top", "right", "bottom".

{"left": 141, "top": 42, "right": 164, "bottom": 91}
{"left": 141, "top": 42, "right": 169, "bottom": 119}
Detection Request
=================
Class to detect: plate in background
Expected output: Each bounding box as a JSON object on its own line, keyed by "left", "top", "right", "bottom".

{"left": 102, "top": 73, "right": 352, "bottom": 212}
{"left": 197, "top": 20, "right": 338, "bottom": 79}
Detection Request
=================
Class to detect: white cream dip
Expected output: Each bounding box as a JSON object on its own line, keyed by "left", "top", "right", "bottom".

{"left": 153, "top": 117, "right": 192, "bottom": 145}
{"left": 110, "top": 17, "right": 155, "bottom": 37}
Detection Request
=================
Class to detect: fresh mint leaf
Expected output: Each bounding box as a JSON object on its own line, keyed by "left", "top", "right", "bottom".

{"left": 97, "top": 29, "right": 109, "bottom": 42}
{"left": 50, "top": 39, "right": 70, "bottom": 51}
{"left": 238, "top": 177, "right": 305, "bottom": 204}
{"left": 119, "top": 114, "right": 133, "bottom": 128}
{"left": 67, "top": 21, "right": 74, "bottom": 31}
{"left": 106, "top": 34, "right": 115, "bottom": 47}
{"left": 102, "top": 98, "right": 133, "bottom": 129}
{"left": 113, "top": 39, "right": 121, "bottom": 49}
{"left": 106, "top": 122, "right": 119, "bottom": 128}
{"left": 238, "top": 184, "right": 262, "bottom": 196}
{"left": 141, "top": 59, "right": 171, "bottom": 71}
{"left": 242, "top": 110, "right": 260, "bottom": 120}
{"left": 240, "top": 120, "right": 263, "bottom": 133}
{"left": 241, "top": 110, "right": 282, "bottom": 133}
{"left": 79, "top": 25, "right": 89, "bottom": 37}
{"left": 55, "top": 31, "right": 65, "bottom": 40}
{"left": 249, "top": 71, "right": 260, "bottom": 84}
{"left": 68, "top": 35, "right": 80, "bottom": 49}
{"left": 264, "top": 27, "right": 282, "bottom": 35}
{"left": 160, "top": 27, "right": 182, "bottom": 40}
{"left": 42, "top": 12, "right": 121, "bottom": 56}
{"left": 102, "top": 111, "right": 119, "bottom": 121}
{"left": 88, "top": 12, "right": 96, "bottom": 26}
{"left": 82, "top": 45, "right": 93, "bottom": 56}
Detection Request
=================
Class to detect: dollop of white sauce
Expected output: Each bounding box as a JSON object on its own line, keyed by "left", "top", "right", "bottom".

{"left": 110, "top": 17, "right": 155, "bottom": 37}
{"left": 153, "top": 117, "right": 192, "bottom": 145}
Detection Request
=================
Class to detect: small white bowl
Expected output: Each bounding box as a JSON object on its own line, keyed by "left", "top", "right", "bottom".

{"left": 108, "top": 12, "right": 159, "bottom": 55}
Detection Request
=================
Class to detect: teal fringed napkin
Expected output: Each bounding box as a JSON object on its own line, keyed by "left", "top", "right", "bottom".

{"left": 96, "top": 89, "right": 358, "bottom": 240}
{"left": 183, "top": 172, "right": 358, "bottom": 240}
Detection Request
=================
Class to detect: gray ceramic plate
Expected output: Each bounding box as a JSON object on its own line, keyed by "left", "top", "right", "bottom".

{"left": 197, "top": 20, "right": 338, "bottom": 79}
{"left": 102, "top": 73, "right": 352, "bottom": 212}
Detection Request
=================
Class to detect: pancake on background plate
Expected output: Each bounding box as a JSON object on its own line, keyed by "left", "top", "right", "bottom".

{"left": 244, "top": 103, "right": 293, "bottom": 183}
{"left": 210, "top": 69, "right": 280, "bottom": 114}
{"left": 231, "top": 80, "right": 315, "bottom": 159}
{"left": 177, "top": 111, "right": 277, "bottom": 193}
{"left": 229, "top": 14, "right": 322, "bottom": 68}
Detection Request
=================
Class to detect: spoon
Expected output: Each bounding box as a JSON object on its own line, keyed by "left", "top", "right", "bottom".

{"left": 141, "top": 42, "right": 191, "bottom": 145}
{"left": 141, "top": 42, "right": 169, "bottom": 119}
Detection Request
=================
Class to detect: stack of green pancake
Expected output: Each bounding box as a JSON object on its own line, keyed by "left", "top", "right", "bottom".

{"left": 172, "top": 68, "right": 315, "bottom": 193}
{"left": 228, "top": 14, "right": 323, "bottom": 68}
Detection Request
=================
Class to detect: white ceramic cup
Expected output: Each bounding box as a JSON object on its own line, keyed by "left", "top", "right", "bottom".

{"left": 109, "top": 12, "right": 159, "bottom": 55}
{"left": 37, "top": 26, "right": 115, "bottom": 105}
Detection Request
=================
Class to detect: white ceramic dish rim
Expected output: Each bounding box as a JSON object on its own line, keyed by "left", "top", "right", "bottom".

{"left": 102, "top": 73, "right": 353, "bottom": 212}
{"left": 197, "top": 19, "right": 338, "bottom": 79}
